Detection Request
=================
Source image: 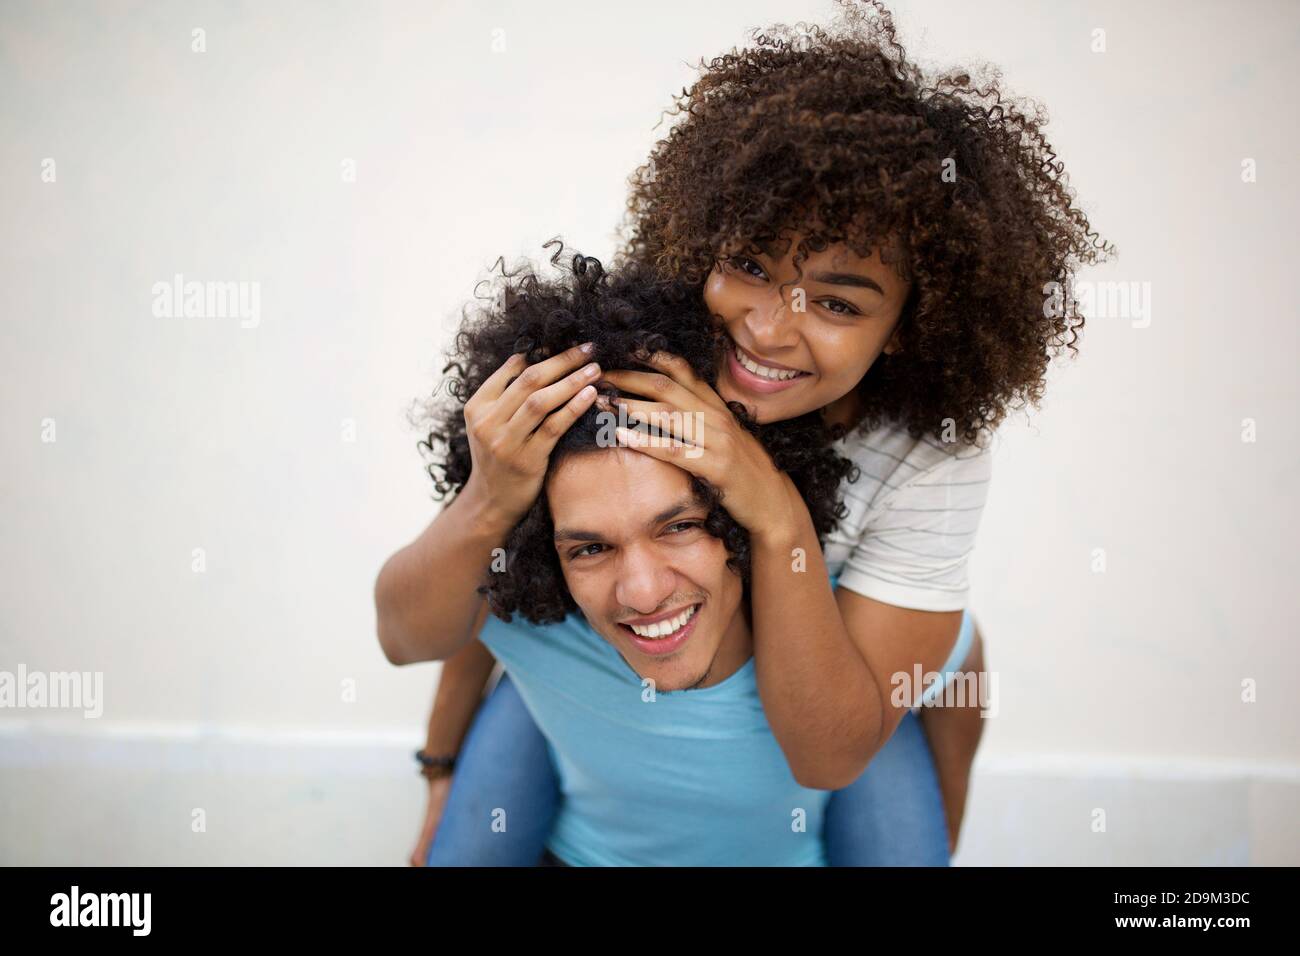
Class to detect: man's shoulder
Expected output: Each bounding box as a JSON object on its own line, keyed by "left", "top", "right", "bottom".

{"left": 478, "top": 610, "right": 629, "bottom": 685}
{"left": 479, "top": 610, "right": 600, "bottom": 651}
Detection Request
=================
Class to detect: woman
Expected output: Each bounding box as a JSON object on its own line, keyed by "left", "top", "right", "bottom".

{"left": 382, "top": 0, "right": 1110, "bottom": 865}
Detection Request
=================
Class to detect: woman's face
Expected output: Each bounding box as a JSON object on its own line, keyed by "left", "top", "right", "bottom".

{"left": 704, "top": 236, "right": 912, "bottom": 425}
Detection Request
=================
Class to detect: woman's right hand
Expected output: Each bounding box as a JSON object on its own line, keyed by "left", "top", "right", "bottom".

{"left": 374, "top": 342, "right": 601, "bottom": 666}
{"left": 459, "top": 342, "right": 602, "bottom": 525}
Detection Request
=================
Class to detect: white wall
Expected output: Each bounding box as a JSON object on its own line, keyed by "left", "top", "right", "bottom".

{"left": 1, "top": 0, "right": 1296, "bottom": 865}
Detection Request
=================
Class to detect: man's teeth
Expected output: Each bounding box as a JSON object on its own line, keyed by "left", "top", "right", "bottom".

{"left": 735, "top": 345, "right": 802, "bottom": 381}
{"left": 629, "top": 605, "right": 698, "bottom": 639}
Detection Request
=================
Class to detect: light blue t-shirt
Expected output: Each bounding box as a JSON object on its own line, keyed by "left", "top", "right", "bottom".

{"left": 477, "top": 611, "right": 830, "bottom": 867}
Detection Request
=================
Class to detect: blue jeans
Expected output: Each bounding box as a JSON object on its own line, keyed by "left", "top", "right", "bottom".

{"left": 424, "top": 671, "right": 561, "bottom": 867}
{"left": 823, "top": 702, "right": 950, "bottom": 866}
{"left": 426, "top": 670, "right": 950, "bottom": 866}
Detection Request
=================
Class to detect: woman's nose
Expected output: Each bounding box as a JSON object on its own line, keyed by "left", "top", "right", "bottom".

{"left": 745, "top": 291, "right": 800, "bottom": 350}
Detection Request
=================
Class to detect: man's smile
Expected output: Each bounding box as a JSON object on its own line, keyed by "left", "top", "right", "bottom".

{"left": 616, "top": 602, "right": 703, "bottom": 657}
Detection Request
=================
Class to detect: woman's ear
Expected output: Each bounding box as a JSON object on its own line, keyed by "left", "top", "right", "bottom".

{"left": 884, "top": 283, "right": 917, "bottom": 356}
{"left": 882, "top": 327, "right": 904, "bottom": 355}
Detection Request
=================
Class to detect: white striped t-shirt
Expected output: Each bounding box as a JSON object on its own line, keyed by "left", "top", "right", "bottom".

{"left": 821, "top": 420, "right": 994, "bottom": 612}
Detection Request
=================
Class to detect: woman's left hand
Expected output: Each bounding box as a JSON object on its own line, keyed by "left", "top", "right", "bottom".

{"left": 597, "top": 350, "right": 798, "bottom": 535}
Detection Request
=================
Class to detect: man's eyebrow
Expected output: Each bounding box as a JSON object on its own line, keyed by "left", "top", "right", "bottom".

{"left": 553, "top": 497, "right": 702, "bottom": 543}
{"left": 649, "top": 498, "right": 701, "bottom": 528}
{"left": 553, "top": 527, "right": 602, "bottom": 543}
{"left": 808, "top": 270, "right": 885, "bottom": 295}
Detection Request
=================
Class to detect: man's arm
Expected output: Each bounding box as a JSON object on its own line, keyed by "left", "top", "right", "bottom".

{"left": 423, "top": 634, "right": 498, "bottom": 754}
{"left": 408, "top": 626, "right": 498, "bottom": 867}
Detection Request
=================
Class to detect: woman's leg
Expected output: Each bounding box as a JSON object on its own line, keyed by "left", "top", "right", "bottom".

{"left": 917, "top": 622, "right": 987, "bottom": 854}
{"left": 425, "top": 671, "right": 561, "bottom": 866}
{"left": 822, "top": 708, "right": 950, "bottom": 866}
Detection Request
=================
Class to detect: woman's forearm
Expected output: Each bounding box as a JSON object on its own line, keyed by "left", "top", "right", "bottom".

{"left": 423, "top": 639, "right": 499, "bottom": 755}
{"left": 749, "top": 478, "right": 884, "bottom": 790}
{"left": 375, "top": 483, "right": 515, "bottom": 665}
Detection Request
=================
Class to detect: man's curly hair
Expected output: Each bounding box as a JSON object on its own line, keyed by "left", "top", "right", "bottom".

{"left": 619, "top": 0, "right": 1114, "bottom": 446}
{"left": 418, "top": 244, "right": 856, "bottom": 625}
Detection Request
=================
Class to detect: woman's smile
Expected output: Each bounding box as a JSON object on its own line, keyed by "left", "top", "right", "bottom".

{"left": 724, "top": 338, "right": 813, "bottom": 394}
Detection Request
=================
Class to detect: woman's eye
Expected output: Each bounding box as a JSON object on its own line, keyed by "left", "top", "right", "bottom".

{"left": 727, "top": 256, "right": 767, "bottom": 281}
{"left": 818, "top": 298, "right": 861, "bottom": 316}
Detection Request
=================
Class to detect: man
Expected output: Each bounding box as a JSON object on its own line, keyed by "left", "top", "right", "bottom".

{"left": 470, "top": 396, "right": 833, "bottom": 865}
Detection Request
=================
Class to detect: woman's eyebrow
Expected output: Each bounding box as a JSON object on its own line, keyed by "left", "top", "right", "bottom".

{"left": 751, "top": 238, "right": 885, "bottom": 293}
{"left": 808, "top": 270, "right": 885, "bottom": 295}
{"left": 756, "top": 237, "right": 790, "bottom": 259}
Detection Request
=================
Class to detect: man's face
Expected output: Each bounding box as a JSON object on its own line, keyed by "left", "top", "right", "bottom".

{"left": 547, "top": 448, "right": 747, "bottom": 692}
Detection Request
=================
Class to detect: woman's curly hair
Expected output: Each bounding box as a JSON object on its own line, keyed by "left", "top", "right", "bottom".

{"left": 619, "top": 0, "right": 1114, "bottom": 446}
{"left": 418, "top": 243, "right": 856, "bottom": 624}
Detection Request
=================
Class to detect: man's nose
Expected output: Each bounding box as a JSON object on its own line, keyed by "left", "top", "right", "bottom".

{"left": 614, "top": 547, "right": 676, "bottom": 614}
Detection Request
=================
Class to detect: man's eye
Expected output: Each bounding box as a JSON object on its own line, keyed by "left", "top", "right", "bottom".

{"left": 571, "top": 543, "right": 605, "bottom": 559}
{"left": 665, "top": 521, "right": 701, "bottom": 534}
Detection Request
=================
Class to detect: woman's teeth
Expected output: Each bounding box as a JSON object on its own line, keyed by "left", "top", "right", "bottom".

{"left": 629, "top": 605, "right": 698, "bottom": 639}
{"left": 735, "top": 345, "right": 803, "bottom": 381}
